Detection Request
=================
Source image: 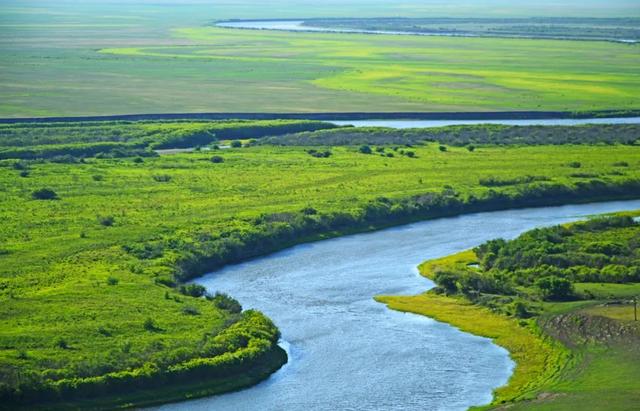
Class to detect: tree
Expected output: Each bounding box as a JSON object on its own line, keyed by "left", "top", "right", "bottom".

{"left": 536, "top": 275, "right": 574, "bottom": 301}
{"left": 31, "top": 188, "right": 58, "bottom": 200}
{"left": 439, "top": 145, "right": 447, "bottom": 152}
{"left": 434, "top": 271, "right": 458, "bottom": 295}
{"left": 359, "top": 145, "right": 372, "bottom": 154}
{"left": 211, "top": 292, "right": 242, "bottom": 313}
{"left": 97, "top": 215, "right": 115, "bottom": 227}
{"left": 143, "top": 318, "right": 158, "bottom": 331}
{"left": 179, "top": 284, "right": 206, "bottom": 297}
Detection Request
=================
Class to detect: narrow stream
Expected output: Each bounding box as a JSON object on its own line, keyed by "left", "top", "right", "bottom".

{"left": 152, "top": 199, "right": 640, "bottom": 411}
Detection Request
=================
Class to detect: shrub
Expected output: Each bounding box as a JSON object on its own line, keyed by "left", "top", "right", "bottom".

{"left": 535, "top": 276, "right": 574, "bottom": 301}
{"left": 179, "top": 284, "right": 207, "bottom": 298}
{"left": 92, "top": 174, "right": 104, "bottom": 181}
{"left": 210, "top": 156, "right": 224, "bottom": 163}
{"left": 612, "top": 161, "right": 629, "bottom": 167}
{"left": 307, "top": 149, "right": 331, "bottom": 158}
{"left": 31, "top": 188, "right": 58, "bottom": 200}
{"left": 439, "top": 145, "right": 447, "bottom": 152}
{"left": 106, "top": 277, "right": 119, "bottom": 286}
{"left": 19, "top": 170, "right": 29, "bottom": 178}
{"left": 301, "top": 207, "right": 317, "bottom": 215}
{"left": 143, "top": 318, "right": 158, "bottom": 331}
{"left": 97, "top": 326, "right": 112, "bottom": 337}
{"left": 433, "top": 271, "right": 458, "bottom": 295}
{"left": 97, "top": 215, "right": 115, "bottom": 227}
{"left": 467, "top": 145, "right": 475, "bottom": 152}
{"left": 152, "top": 174, "right": 172, "bottom": 182}
{"left": 12, "top": 161, "right": 28, "bottom": 170}
{"left": 230, "top": 140, "right": 242, "bottom": 148}
{"left": 133, "top": 157, "right": 144, "bottom": 163}
{"left": 55, "top": 338, "right": 69, "bottom": 349}
{"left": 182, "top": 306, "right": 200, "bottom": 316}
{"left": 567, "top": 161, "right": 581, "bottom": 168}
{"left": 358, "top": 145, "right": 372, "bottom": 154}
{"left": 404, "top": 151, "right": 416, "bottom": 158}
{"left": 512, "top": 301, "right": 531, "bottom": 318}
{"left": 211, "top": 292, "right": 242, "bottom": 313}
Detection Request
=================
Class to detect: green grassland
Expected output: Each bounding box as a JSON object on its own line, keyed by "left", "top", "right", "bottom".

{"left": 378, "top": 213, "right": 640, "bottom": 410}
{"left": 1, "top": 2, "right": 639, "bottom": 116}
{"left": 2, "top": 120, "right": 640, "bottom": 407}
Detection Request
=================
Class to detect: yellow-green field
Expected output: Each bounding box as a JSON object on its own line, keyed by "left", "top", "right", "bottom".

{"left": 1, "top": 2, "right": 639, "bottom": 116}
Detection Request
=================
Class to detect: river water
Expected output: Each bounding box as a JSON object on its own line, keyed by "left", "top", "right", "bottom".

{"left": 151, "top": 199, "right": 640, "bottom": 411}
{"left": 327, "top": 117, "right": 640, "bottom": 129}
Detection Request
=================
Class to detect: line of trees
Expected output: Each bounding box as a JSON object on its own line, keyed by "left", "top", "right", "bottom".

{"left": 262, "top": 124, "right": 640, "bottom": 146}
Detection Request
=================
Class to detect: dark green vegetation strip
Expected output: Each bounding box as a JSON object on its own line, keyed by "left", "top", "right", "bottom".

{"left": 0, "top": 120, "right": 337, "bottom": 159}
{"left": 409, "top": 214, "right": 640, "bottom": 410}
{"left": 299, "top": 17, "right": 640, "bottom": 42}
{"left": 263, "top": 123, "right": 640, "bottom": 146}
{"left": 2, "top": 121, "right": 640, "bottom": 408}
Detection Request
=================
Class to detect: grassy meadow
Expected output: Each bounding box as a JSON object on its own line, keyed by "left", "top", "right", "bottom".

{"left": 1, "top": 2, "right": 639, "bottom": 116}
{"left": 2, "top": 120, "right": 640, "bottom": 406}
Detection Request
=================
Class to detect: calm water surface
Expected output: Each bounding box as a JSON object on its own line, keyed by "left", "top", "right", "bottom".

{"left": 152, "top": 199, "right": 640, "bottom": 411}
{"left": 328, "top": 117, "right": 640, "bottom": 129}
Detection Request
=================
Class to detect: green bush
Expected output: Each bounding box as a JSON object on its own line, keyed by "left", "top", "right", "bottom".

{"left": 211, "top": 292, "right": 242, "bottom": 313}
{"left": 31, "top": 188, "right": 58, "bottom": 200}
{"left": 536, "top": 275, "right": 574, "bottom": 301}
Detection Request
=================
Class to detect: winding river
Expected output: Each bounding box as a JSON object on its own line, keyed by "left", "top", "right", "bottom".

{"left": 152, "top": 199, "right": 640, "bottom": 411}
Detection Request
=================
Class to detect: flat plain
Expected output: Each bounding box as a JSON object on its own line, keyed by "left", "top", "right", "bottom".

{"left": 1, "top": 1, "right": 639, "bottom": 116}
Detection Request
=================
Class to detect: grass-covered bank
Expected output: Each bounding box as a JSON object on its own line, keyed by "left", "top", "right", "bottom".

{"left": 376, "top": 252, "right": 570, "bottom": 406}
{"left": 11, "top": 344, "right": 287, "bottom": 411}
{"left": 378, "top": 213, "right": 640, "bottom": 409}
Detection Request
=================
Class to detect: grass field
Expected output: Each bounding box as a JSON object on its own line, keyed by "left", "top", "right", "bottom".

{"left": 1, "top": 1, "right": 639, "bottom": 117}
{"left": 2, "top": 127, "right": 640, "bottom": 406}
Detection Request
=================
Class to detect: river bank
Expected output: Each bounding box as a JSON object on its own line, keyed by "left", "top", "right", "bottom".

{"left": 151, "top": 199, "right": 640, "bottom": 411}
{"left": 377, "top": 213, "right": 640, "bottom": 409}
